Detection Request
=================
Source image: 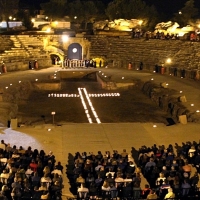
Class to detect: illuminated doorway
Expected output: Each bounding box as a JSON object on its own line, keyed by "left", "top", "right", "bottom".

{"left": 67, "top": 43, "right": 82, "bottom": 60}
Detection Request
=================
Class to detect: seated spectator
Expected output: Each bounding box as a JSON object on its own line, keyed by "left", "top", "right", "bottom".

{"left": 156, "top": 172, "right": 166, "bottom": 186}
{"left": 52, "top": 173, "right": 63, "bottom": 187}
{"left": 40, "top": 173, "right": 52, "bottom": 189}
{"left": 51, "top": 166, "right": 63, "bottom": 177}
{"left": 115, "top": 173, "right": 124, "bottom": 188}
{"left": 127, "top": 154, "right": 134, "bottom": 163}
{"left": 96, "top": 151, "right": 103, "bottom": 161}
{"left": 194, "top": 151, "right": 200, "bottom": 173}
{"left": 11, "top": 178, "right": 21, "bottom": 189}
{"left": 181, "top": 179, "right": 191, "bottom": 197}
{"left": 144, "top": 158, "right": 156, "bottom": 175}
{"left": 5, "top": 143, "right": 12, "bottom": 154}
{"left": 51, "top": 180, "right": 62, "bottom": 199}
{"left": 133, "top": 182, "right": 141, "bottom": 199}
{"left": 41, "top": 191, "right": 50, "bottom": 200}
{"left": 159, "top": 180, "right": 171, "bottom": 199}
{"left": 43, "top": 166, "right": 51, "bottom": 177}
{"left": 0, "top": 170, "right": 9, "bottom": 185}
{"left": 124, "top": 174, "right": 132, "bottom": 184}
{"left": 164, "top": 188, "right": 175, "bottom": 199}
{"left": 155, "top": 150, "right": 162, "bottom": 158}
{"left": 0, "top": 140, "right": 6, "bottom": 151}
{"left": 0, "top": 185, "right": 11, "bottom": 200}
{"left": 89, "top": 182, "right": 97, "bottom": 199}
{"left": 31, "top": 172, "right": 40, "bottom": 188}
{"left": 97, "top": 167, "right": 105, "bottom": 179}
{"left": 39, "top": 182, "right": 48, "bottom": 191}
{"left": 169, "top": 166, "right": 177, "bottom": 177}
{"left": 126, "top": 161, "right": 135, "bottom": 174}
{"left": 77, "top": 183, "right": 89, "bottom": 199}
{"left": 76, "top": 174, "right": 85, "bottom": 187}
{"left": 161, "top": 166, "right": 169, "bottom": 177}
{"left": 171, "top": 159, "right": 179, "bottom": 170}
{"left": 25, "top": 146, "right": 33, "bottom": 156}
{"left": 105, "top": 167, "right": 115, "bottom": 178}
{"left": 190, "top": 172, "right": 199, "bottom": 188}
{"left": 16, "top": 165, "right": 26, "bottom": 181}
{"left": 47, "top": 151, "right": 56, "bottom": 166}
{"left": 122, "top": 182, "right": 132, "bottom": 199}
{"left": 105, "top": 173, "right": 114, "bottom": 187}
{"left": 110, "top": 183, "right": 118, "bottom": 199}
{"left": 29, "top": 159, "right": 38, "bottom": 173}
{"left": 12, "top": 151, "right": 20, "bottom": 159}
{"left": 83, "top": 159, "right": 93, "bottom": 176}
{"left": 132, "top": 172, "right": 141, "bottom": 185}
{"left": 166, "top": 152, "right": 175, "bottom": 163}
{"left": 74, "top": 154, "right": 84, "bottom": 169}
{"left": 101, "top": 181, "right": 110, "bottom": 191}
{"left": 121, "top": 149, "right": 128, "bottom": 159}
{"left": 117, "top": 159, "right": 127, "bottom": 173}
{"left": 182, "top": 161, "right": 192, "bottom": 177}
{"left": 22, "top": 184, "right": 32, "bottom": 199}
{"left": 32, "top": 186, "right": 43, "bottom": 200}
{"left": 141, "top": 184, "right": 151, "bottom": 199}
{"left": 167, "top": 172, "right": 175, "bottom": 187}
{"left": 18, "top": 146, "right": 26, "bottom": 155}
{"left": 86, "top": 173, "right": 95, "bottom": 187}
{"left": 147, "top": 189, "right": 158, "bottom": 199}
{"left": 25, "top": 166, "right": 34, "bottom": 179}
{"left": 94, "top": 174, "right": 103, "bottom": 189}
{"left": 95, "top": 161, "right": 103, "bottom": 172}
{"left": 11, "top": 187, "right": 21, "bottom": 199}
{"left": 55, "top": 161, "right": 63, "bottom": 173}
{"left": 188, "top": 145, "right": 196, "bottom": 163}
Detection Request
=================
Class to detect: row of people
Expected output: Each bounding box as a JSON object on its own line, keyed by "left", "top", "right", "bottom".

{"left": 69, "top": 143, "right": 200, "bottom": 199}
{"left": 0, "top": 140, "right": 63, "bottom": 200}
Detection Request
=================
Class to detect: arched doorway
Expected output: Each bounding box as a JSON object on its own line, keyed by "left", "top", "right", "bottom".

{"left": 50, "top": 54, "right": 61, "bottom": 65}
{"left": 68, "top": 43, "right": 82, "bottom": 60}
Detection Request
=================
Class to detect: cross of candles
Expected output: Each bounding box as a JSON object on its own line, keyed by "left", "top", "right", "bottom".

{"left": 48, "top": 88, "right": 120, "bottom": 124}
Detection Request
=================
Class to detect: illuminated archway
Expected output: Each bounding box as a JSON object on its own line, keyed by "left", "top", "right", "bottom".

{"left": 67, "top": 43, "right": 82, "bottom": 60}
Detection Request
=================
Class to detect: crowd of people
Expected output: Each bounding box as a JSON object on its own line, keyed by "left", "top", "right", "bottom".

{"left": 1, "top": 138, "right": 199, "bottom": 200}
{"left": 138, "top": 141, "right": 200, "bottom": 199}
{"left": 0, "top": 140, "right": 63, "bottom": 200}
{"left": 69, "top": 141, "right": 200, "bottom": 200}
{"left": 133, "top": 29, "right": 200, "bottom": 42}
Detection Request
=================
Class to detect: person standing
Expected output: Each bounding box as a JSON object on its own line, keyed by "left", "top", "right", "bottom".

{"left": 139, "top": 62, "right": 143, "bottom": 70}
{"left": 28, "top": 61, "right": 32, "bottom": 70}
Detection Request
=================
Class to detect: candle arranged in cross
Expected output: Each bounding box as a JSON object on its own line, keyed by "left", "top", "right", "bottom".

{"left": 48, "top": 88, "right": 120, "bottom": 124}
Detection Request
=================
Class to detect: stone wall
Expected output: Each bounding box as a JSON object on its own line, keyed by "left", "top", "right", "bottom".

{"left": 87, "top": 35, "right": 200, "bottom": 72}
{"left": 141, "top": 81, "right": 198, "bottom": 123}
{"left": 1, "top": 34, "right": 200, "bottom": 74}
{"left": 0, "top": 81, "right": 33, "bottom": 126}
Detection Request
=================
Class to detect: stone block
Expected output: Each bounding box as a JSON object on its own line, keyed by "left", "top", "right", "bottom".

{"left": 179, "top": 95, "right": 187, "bottom": 102}
{"left": 179, "top": 115, "right": 187, "bottom": 124}
{"left": 11, "top": 118, "right": 18, "bottom": 129}
{"left": 160, "top": 82, "right": 168, "bottom": 88}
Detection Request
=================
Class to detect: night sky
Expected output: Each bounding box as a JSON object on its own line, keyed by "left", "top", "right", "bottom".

{"left": 19, "top": 0, "right": 200, "bottom": 19}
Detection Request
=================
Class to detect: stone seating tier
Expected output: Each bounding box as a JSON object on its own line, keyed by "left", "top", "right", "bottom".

{"left": 87, "top": 35, "right": 200, "bottom": 69}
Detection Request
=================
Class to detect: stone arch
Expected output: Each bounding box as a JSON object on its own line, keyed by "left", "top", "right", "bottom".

{"left": 67, "top": 43, "right": 82, "bottom": 60}
{"left": 62, "top": 37, "right": 90, "bottom": 60}
{"left": 45, "top": 45, "right": 65, "bottom": 65}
